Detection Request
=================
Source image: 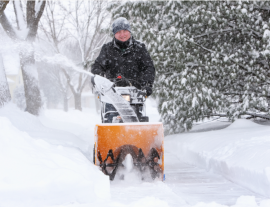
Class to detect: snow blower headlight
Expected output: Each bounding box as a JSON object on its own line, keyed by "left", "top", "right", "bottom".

{"left": 121, "top": 94, "right": 130, "bottom": 102}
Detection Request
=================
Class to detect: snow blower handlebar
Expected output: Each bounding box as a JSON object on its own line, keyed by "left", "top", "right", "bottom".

{"left": 114, "top": 75, "right": 132, "bottom": 86}
{"left": 114, "top": 75, "right": 145, "bottom": 90}
{"left": 91, "top": 75, "right": 148, "bottom": 98}
{"left": 113, "top": 75, "right": 149, "bottom": 98}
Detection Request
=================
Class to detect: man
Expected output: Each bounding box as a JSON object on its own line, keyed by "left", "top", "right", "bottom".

{"left": 91, "top": 17, "right": 155, "bottom": 97}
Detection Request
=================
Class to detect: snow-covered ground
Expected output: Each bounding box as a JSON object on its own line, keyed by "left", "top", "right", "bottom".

{"left": 0, "top": 98, "right": 270, "bottom": 207}
{"left": 167, "top": 119, "right": 270, "bottom": 198}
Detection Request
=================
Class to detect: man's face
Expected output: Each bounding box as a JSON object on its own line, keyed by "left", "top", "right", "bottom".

{"left": 115, "top": 30, "right": 131, "bottom": 42}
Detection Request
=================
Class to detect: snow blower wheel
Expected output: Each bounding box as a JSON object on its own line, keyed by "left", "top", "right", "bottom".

{"left": 96, "top": 144, "right": 162, "bottom": 181}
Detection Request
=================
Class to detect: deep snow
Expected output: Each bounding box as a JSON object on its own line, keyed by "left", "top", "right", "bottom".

{"left": 0, "top": 98, "right": 270, "bottom": 207}
{"left": 0, "top": 106, "right": 110, "bottom": 207}
{"left": 166, "top": 119, "right": 270, "bottom": 198}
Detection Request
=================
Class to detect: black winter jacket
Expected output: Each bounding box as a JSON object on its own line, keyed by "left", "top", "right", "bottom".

{"left": 91, "top": 37, "right": 155, "bottom": 90}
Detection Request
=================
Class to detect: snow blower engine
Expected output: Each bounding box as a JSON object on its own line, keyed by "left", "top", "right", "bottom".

{"left": 91, "top": 75, "right": 164, "bottom": 181}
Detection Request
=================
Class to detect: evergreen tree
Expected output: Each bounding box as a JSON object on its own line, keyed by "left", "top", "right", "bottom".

{"left": 111, "top": 1, "right": 270, "bottom": 134}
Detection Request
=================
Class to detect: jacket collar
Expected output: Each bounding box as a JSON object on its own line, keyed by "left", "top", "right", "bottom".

{"left": 113, "top": 36, "right": 133, "bottom": 52}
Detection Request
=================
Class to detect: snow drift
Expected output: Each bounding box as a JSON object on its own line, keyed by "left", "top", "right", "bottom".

{"left": 166, "top": 119, "right": 270, "bottom": 198}
{"left": 0, "top": 113, "right": 110, "bottom": 206}
{"left": 1, "top": 101, "right": 270, "bottom": 206}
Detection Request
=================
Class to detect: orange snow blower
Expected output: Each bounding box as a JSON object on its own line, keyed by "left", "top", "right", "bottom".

{"left": 94, "top": 123, "right": 164, "bottom": 181}
{"left": 91, "top": 75, "right": 164, "bottom": 181}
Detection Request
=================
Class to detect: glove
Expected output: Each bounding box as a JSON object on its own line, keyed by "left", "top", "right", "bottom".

{"left": 143, "top": 86, "right": 152, "bottom": 97}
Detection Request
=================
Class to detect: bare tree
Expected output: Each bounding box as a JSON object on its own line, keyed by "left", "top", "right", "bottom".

{"left": 39, "top": 1, "right": 70, "bottom": 111}
{"left": 40, "top": 0, "right": 110, "bottom": 111}
{"left": 0, "top": 1, "right": 9, "bottom": 16}
{"left": 57, "top": 70, "right": 70, "bottom": 111}
{"left": 0, "top": 0, "right": 46, "bottom": 115}
{"left": 64, "top": 0, "right": 110, "bottom": 111}
{"left": 0, "top": 53, "right": 11, "bottom": 107}
{"left": 49, "top": 68, "right": 70, "bottom": 112}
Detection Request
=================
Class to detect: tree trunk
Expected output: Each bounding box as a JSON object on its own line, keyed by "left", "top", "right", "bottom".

{"left": 0, "top": 2, "right": 9, "bottom": 15}
{"left": 20, "top": 50, "right": 42, "bottom": 115}
{"left": 74, "top": 93, "right": 82, "bottom": 111}
{"left": 0, "top": 53, "right": 11, "bottom": 107}
{"left": 63, "top": 81, "right": 69, "bottom": 112}
{"left": 64, "top": 95, "right": 69, "bottom": 112}
{"left": 62, "top": 70, "right": 82, "bottom": 111}
{"left": 0, "top": 1, "right": 46, "bottom": 116}
{"left": 64, "top": 98, "right": 68, "bottom": 112}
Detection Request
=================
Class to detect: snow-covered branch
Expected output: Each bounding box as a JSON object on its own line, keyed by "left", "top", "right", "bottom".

{"left": 193, "top": 28, "right": 234, "bottom": 39}
{"left": 253, "top": 6, "right": 270, "bottom": 11}
{"left": 187, "top": 39, "right": 270, "bottom": 84}
{"left": 0, "top": 12, "right": 18, "bottom": 40}
{"left": 0, "top": 1, "right": 9, "bottom": 15}
{"left": 245, "top": 112, "right": 270, "bottom": 120}
{"left": 35, "top": 0, "right": 44, "bottom": 18}
{"left": 13, "top": 1, "right": 26, "bottom": 31}
{"left": 227, "top": 23, "right": 262, "bottom": 38}
{"left": 26, "top": 1, "right": 46, "bottom": 41}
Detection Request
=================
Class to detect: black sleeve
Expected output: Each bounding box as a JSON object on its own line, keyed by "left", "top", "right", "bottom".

{"left": 91, "top": 45, "right": 107, "bottom": 76}
{"left": 139, "top": 44, "right": 155, "bottom": 87}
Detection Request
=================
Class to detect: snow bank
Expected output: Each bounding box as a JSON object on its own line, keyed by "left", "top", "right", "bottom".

{"left": 38, "top": 107, "right": 101, "bottom": 161}
{"left": 128, "top": 196, "right": 170, "bottom": 207}
{"left": 0, "top": 110, "right": 110, "bottom": 206}
{"left": 192, "top": 196, "right": 270, "bottom": 207}
{"left": 166, "top": 119, "right": 270, "bottom": 198}
{"left": 0, "top": 104, "right": 91, "bottom": 155}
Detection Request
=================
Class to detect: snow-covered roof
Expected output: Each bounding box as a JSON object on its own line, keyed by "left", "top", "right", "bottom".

{"left": 3, "top": 53, "right": 20, "bottom": 75}
{"left": 7, "top": 77, "right": 14, "bottom": 83}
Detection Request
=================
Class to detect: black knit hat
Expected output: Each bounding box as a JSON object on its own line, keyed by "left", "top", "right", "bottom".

{"left": 112, "top": 17, "right": 131, "bottom": 35}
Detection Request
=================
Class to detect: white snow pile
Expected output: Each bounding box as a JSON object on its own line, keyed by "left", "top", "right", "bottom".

{"left": 192, "top": 196, "right": 270, "bottom": 207}
{"left": 0, "top": 105, "right": 110, "bottom": 206}
{"left": 2, "top": 100, "right": 270, "bottom": 207}
{"left": 166, "top": 119, "right": 270, "bottom": 199}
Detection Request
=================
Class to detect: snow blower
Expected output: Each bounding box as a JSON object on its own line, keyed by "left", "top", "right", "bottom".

{"left": 92, "top": 75, "right": 164, "bottom": 181}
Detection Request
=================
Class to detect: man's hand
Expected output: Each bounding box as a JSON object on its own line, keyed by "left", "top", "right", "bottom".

{"left": 142, "top": 86, "right": 152, "bottom": 97}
